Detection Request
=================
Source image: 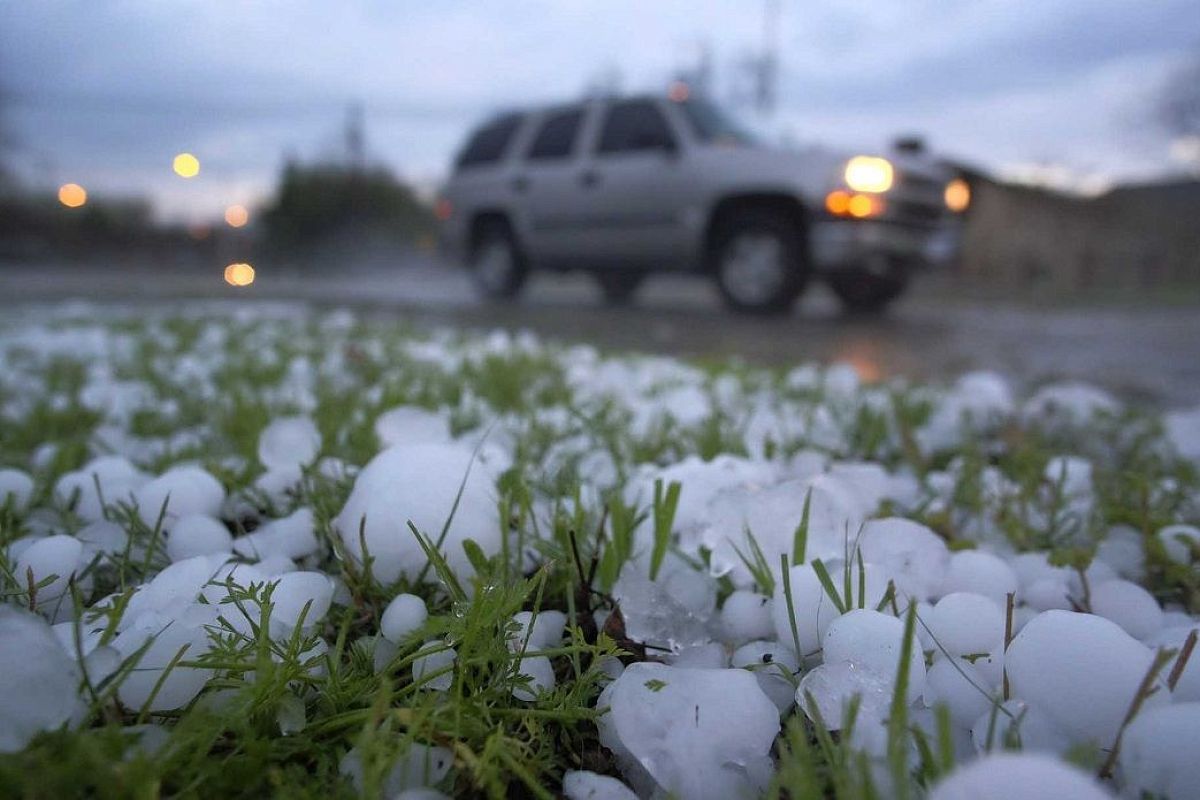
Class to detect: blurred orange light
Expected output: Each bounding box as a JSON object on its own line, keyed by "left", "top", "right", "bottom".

{"left": 224, "top": 204, "right": 249, "bottom": 227}
{"left": 434, "top": 198, "right": 452, "bottom": 221}
{"left": 825, "top": 190, "right": 851, "bottom": 215}
{"left": 668, "top": 81, "right": 690, "bottom": 102}
{"left": 945, "top": 178, "right": 971, "bottom": 212}
{"left": 173, "top": 153, "right": 200, "bottom": 178}
{"left": 224, "top": 262, "right": 255, "bottom": 287}
{"left": 58, "top": 183, "right": 87, "bottom": 208}
{"left": 848, "top": 194, "right": 880, "bottom": 218}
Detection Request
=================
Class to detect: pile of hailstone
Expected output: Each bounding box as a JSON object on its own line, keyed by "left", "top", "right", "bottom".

{"left": 1, "top": 303, "right": 1200, "bottom": 799}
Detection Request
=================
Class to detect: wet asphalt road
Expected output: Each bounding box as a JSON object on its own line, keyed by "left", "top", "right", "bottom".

{"left": 3, "top": 260, "right": 1199, "bottom": 407}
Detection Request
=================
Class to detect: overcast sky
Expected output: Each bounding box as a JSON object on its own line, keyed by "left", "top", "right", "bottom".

{"left": 2, "top": 1, "right": 1198, "bottom": 220}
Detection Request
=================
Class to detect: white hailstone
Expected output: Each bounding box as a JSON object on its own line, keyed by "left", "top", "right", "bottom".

{"left": 1006, "top": 610, "right": 1166, "bottom": 747}
{"left": 1008, "top": 552, "right": 1071, "bottom": 590}
{"left": 275, "top": 693, "right": 306, "bottom": 735}
{"left": 233, "top": 507, "right": 318, "bottom": 560}
{"left": 412, "top": 640, "right": 456, "bottom": 691}
{"left": 731, "top": 640, "right": 800, "bottom": 713}
{"left": 1157, "top": 524, "right": 1199, "bottom": 565}
{"left": 200, "top": 561, "right": 268, "bottom": 605}
{"left": 257, "top": 555, "right": 297, "bottom": 576}
{"left": 374, "top": 406, "right": 452, "bottom": 449}
{"left": 923, "top": 657, "right": 995, "bottom": 728}
{"left": 121, "top": 555, "right": 219, "bottom": 627}
{"left": 82, "top": 645, "right": 123, "bottom": 687}
{"left": 1022, "top": 382, "right": 1120, "bottom": 430}
{"left": 257, "top": 416, "right": 321, "bottom": 470}
{"left": 0, "top": 468, "right": 34, "bottom": 509}
{"left": 0, "top": 607, "right": 81, "bottom": 753}
{"left": 624, "top": 455, "right": 779, "bottom": 548}
{"left": 969, "top": 699, "right": 1070, "bottom": 755}
{"left": 772, "top": 561, "right": 890, "bottom": 657}
{"left": 703, "top": 473, "right": 868, "bottom": 586}
{"left": 666, "top": 643, "right": 729, "bottom": 669}
{"left": 1023, "top": 578, "right": 1073, "bottom": 612}
{"left": 369, "top": 635, "right": 399, "bottom": 673}
{"left": 340, "top": 742, "right": 453, "bottom": 797}
{"left": 602, "top": 663, "right": 780, "bottom": 800}
{"left": 610, "top": 560, "right": 711, "bottom": 654}
{"left": 939, "top": 550, "right": 1019, "bottom": 605}
{"left": 930, "top": 752, "right": 1111, "bottom": 800}
{"left": 112, "top": 605, "right": 216, "bottom": 711}
{"left": 507, "top": 610, "right": 567, "bottom": 652}
{"left": 1043, "top": 455, "right": 1092, "bottom": 498}
{"left": 166, "top": 515, "right": 233, "bottom": 561}
{"left": 1088, "top": 579, "right": 1163, "bottom": 640}
{"left": 857, "top": 517, "right": 950, "bottom": 601}
{"left": 1094, "top": 525, "right": 1146, "bottom": 581}
{"left": 54, "top": 455, "right": 148, "bottom": 522}
{"left": 381, "top": 594, "right": 429, "bottom": 643}
{"left": 822, "top": 610, "right": 926, "bottom": 706}
{"left": 512, "top": 655, "right": 555, "bottom": 701}
{"left": 1119, "top": 702, "right": 1200, "bottom": 799}
{"left": 133, "top": 465, "right": 224, "bottom": 529}
{"left": 253, "top": 465, "right": 303, "bottom": 507}
{"left": 53, "top": 619, "right": 104, "bottom": 659}
{"left": 77, "top": 520, "right": 130, "bottom": 561}
{"left": 15, "top": 534, "right": 84, "bottom": 613}
{"left": 796, "top": 660, "right": 891, "bottom": 729}
{"left": 1164, "top": 405, "right": 1200, "bottom": 465}
{"left": 720, "top": 590, "right": 775, "bottom": 644}
{"left": 316, "top": 456, "right": 355, "bottom": 481}
{"left": 335, "top": 443, "right": 499, "bottom": 584}
{"left": 824, "top": 362, "right": 860, "bottom": 398}
{"left": 562, "top": 770, "right": 639, "bottom": 800}
{"left": 1144, "top": 625, "right": 1200, "bottom": 701}
{"left": 269, "top": 571, "right": 333, "bottom": 631}
{"left": 925, "top": 593, "right": 1006, "bottom": 659}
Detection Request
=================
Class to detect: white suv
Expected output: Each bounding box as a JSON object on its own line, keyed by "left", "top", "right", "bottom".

{"left": 437, "top": 92, "right": 966, "bottom": 313}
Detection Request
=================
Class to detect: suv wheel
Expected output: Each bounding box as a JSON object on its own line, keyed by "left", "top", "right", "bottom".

{"left": 469, "top": 221, "right": 527, "bottom": 300}
{"left": 827, "top": 256, "right": 910, "bottom": 314}
{"left": 594, "top": 270, "right": 645, "bottom": 305}
{"left": 711, "top": 208, "right": 807, "bottom": 314}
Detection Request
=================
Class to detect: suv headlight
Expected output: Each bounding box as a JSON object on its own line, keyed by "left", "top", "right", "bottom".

{"left": 844, "top": 156, "right": 894, "bottom": 193}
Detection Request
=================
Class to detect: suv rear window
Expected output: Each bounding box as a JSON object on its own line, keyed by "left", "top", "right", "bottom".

{"left": 595, "top": 100, "right": 675, "bottom": 154}
{"left": 455, "top": 114, "right": 522, "bottom": 169}
{"left": 526, "top": 107, "right": 584, "bottom": 160}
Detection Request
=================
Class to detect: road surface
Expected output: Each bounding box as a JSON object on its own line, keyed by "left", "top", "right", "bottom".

{"left": 3, "top": 260, "right": 1199, "bottom": 407}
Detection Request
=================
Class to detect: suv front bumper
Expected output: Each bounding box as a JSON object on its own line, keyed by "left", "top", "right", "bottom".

{"left": 809, "top": 218, "right": 956, "bottom": 273}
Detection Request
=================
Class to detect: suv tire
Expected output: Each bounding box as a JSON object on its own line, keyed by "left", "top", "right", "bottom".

{"left": 593, "top": 270, "right": 645, "bottom": 305}
{"left": 827, "top": 257, "right": 909, "bottom": 314}
{"left": 710, "top": 207, "right": 808, "bottom": 314}
{"left": 469, "top": 220, "right": 527, "bottom": 300}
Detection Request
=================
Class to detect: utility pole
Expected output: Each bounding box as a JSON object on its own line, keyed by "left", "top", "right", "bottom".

{"left": 344, "top": 102, "right": 365, "bottom": 173}
{"left": 756, "top": 0, "right": 780, "bottom": 114}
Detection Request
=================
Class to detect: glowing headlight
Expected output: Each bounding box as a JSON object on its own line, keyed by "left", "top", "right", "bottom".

{"left": 844, "top": 156, "right": 894, "bottom": 193}
{"left": 944, "top": 178, "right": 971, "bottom": 212}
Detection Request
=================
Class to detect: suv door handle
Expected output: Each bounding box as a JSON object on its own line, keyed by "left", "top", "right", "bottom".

{"left": 511, "top": 176, "right": 529, "bottom": 193}
{"left": 579, "top": 170, "right": 601, "bottom": 188}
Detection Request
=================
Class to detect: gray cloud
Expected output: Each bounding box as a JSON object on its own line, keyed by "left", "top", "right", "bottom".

{"left": 2, "top": 1, "right": 1196, "bottom": 218}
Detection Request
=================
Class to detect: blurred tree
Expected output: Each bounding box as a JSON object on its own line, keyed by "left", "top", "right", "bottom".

{"left": 259, "top": 160, "right": 434, "bottom": 257}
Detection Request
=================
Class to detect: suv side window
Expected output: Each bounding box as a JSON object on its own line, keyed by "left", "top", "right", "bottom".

{"left": 455, "top": 114, "right": 522, "bottom": 169}
{"left": 595, "top": 100, "right": 676, "bottom": 155}
{"left": 526, "top": 107, "right": 584, "bottom": 161}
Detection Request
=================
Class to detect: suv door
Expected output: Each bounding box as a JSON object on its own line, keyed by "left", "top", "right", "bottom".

{"left": 513, "top": 104, "right": 591, "bottom": 268}
{"left": 576, "top": 98, "right": 697, "bottom": 268}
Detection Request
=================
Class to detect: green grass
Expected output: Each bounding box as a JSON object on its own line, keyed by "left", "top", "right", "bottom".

{"left": 0, "top": 307, "right": 1197, "bottom": 798}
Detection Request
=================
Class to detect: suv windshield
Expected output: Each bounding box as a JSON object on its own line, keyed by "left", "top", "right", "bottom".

{"left": 678, "top": 99, "right": 755, "bottom": 146}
